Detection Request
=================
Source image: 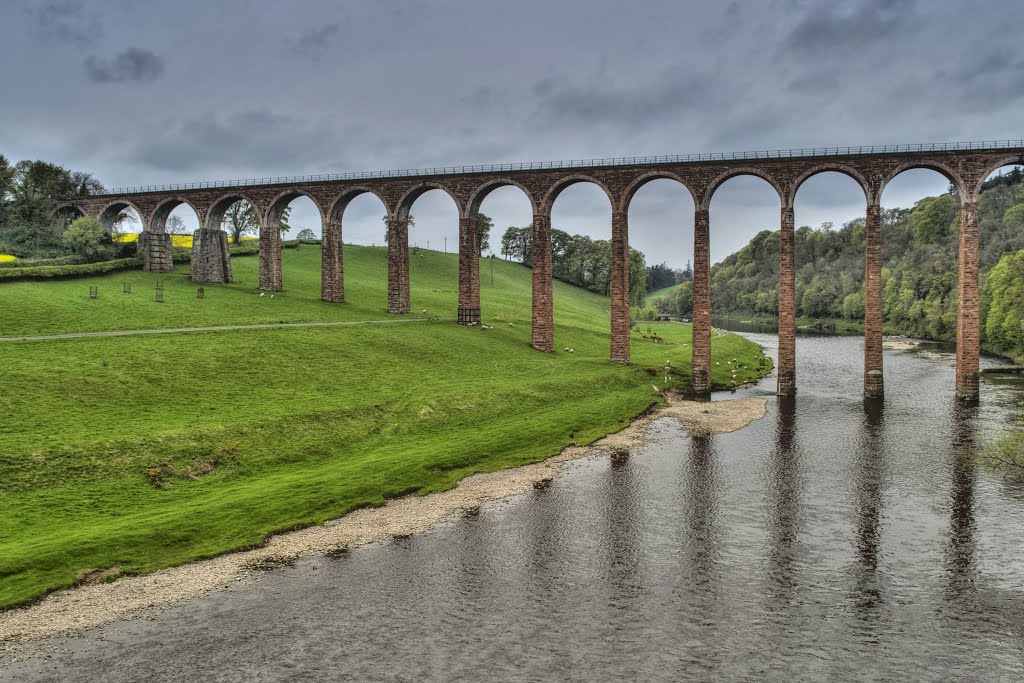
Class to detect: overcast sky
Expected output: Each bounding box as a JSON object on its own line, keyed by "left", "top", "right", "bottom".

{"left": 2, "top": 0, "right": 1022, "bottom": 266}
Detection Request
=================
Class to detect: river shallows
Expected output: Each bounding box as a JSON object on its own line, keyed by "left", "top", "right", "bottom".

{"left": 3, "top": 334, "right": 1024, "bottom": 681}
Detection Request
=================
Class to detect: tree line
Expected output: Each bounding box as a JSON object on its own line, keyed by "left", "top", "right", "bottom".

{"left": 499, "top": 225, "right": 648, "bottom": 305}
{"left": 658, "top": 167, "right": 1024, "bottom": 359}
{"left": 0, "top": 154, "right": 121, "bottom": 259}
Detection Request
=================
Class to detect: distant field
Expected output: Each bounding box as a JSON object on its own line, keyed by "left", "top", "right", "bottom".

{"left": 644, "top": 282, "right": 682, "bottom": 307}
{"left": 0, "top": 245, "right": 772, "bottom": 609}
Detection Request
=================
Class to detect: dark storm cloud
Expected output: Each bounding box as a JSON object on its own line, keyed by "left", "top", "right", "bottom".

{"left": 83, "top": 48, "right": 164, "bottom": 83}
{"left": 293, "top": 23, "right": 341, "bottom": 60}
{"left": 31, "top": 0, "right": 101, "bottom": 46}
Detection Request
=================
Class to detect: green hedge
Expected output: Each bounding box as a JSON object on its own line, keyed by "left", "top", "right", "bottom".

{"left": 0, "top": 257, "right": 143, "bottom": 281}
{"left": 0, "top": 255, "right": 87, "bottom": 269}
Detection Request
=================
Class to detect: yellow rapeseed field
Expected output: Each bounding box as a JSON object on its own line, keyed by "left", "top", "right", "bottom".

{"left": 116, "top": 233, "right": 195, "bottom": 248}
{"left": 0, "top": 254, "right": 17, "bottom": 263}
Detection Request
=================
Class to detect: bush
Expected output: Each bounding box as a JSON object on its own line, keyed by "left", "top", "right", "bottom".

{"left": 0, "top": 257, "right": 143, "bottom": 281}
{"left": 63, "top": 216, "right": 116, "bottom": 263}
{"left": 0, "top": 254, "right": 87, "bottom": 269}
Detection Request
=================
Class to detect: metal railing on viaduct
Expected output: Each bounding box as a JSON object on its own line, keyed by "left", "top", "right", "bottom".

{"left": 56, "top": 140, "right": 1024, "bottom": 402}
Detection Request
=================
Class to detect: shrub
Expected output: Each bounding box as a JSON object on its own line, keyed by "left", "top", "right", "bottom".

{"left": 0, "top": 254, "right": 87, "bottom": 269}
{"left": 63, "top": 216, "right": 115, "bottom": 262}
{"left": 0, "top": 257, "right": 143, "bottom": 281}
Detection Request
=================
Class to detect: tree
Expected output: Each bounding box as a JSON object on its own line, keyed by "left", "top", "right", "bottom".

{"left": 0, "top": 154, "right": 13, "bottom": 226}
{"left": 500, "top": 226, "right": 532, "bottom": 264}
{"left": 475, "top": 213, "right": 493, "bottom": 255}
{"left": 908, "top": 195, "right": 958, "bottom": 246}
{"left": 982, "top": 249, "right": 1024, "bottom": 357}
{"left": 278, "top": 206, "right": 292, "bottom": 234}
{"left": 63, "top": 216, "right": 112, "bottom": 262}
{"left": 166, "top": 214, "right": 189, "bottom": 234}
{"left": 222, "top": 200, "right": 259, "bottom": 243}
{"left": 646, "top": 262, "right": 677, "bottom": 291}
{"left": 296, "top": 228, "right": 317, "bottom": 240}
{"left": 628, "top": 247, "right": 647, "bottom": 305}
{"left": 0, "top": 154, "right": 14, "bottom": 201}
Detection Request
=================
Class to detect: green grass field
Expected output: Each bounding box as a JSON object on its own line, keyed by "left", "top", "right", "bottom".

{"left": 644, "top": 282, "right": 682, "bottom": 308}
{"left": 0, "top": 245, "right": 771, "bottom": 609}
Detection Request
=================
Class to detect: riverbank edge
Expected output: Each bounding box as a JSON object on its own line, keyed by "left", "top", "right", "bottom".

{"left": 0, "top": 394, "right": 768, "bottom": 655}
{"left": 710, "top": 313, "right": 1024, "bottom": 364}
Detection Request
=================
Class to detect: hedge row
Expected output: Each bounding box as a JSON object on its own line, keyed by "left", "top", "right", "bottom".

{"left": 0, "top": 257, "right": 144, "bottom": 281}
{"left": 0, "top": 255, "right": 87, "bottom": 269}
{"left": 1, "top": 241, "right": 305, "bottom": 281}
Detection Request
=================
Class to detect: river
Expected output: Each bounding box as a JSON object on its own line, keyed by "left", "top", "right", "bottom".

{"left": 3, "top": 333, "right": 1024, "bottom": 681}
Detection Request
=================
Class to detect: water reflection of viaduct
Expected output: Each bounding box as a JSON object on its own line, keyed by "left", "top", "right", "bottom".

{"left": 58, "top": 142, "right": 1024, "bottom": 401}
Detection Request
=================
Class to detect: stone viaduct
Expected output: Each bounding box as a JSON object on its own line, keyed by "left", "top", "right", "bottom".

{"left": 56, "top": 141, "right": 1024, "bottom": 402}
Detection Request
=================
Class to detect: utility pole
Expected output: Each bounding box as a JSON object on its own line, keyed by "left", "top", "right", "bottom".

{"left": 444, "top": 236, "right": 447, "bottom": 253}
{"left": 490, "top": 253, "right": 494, "bottom": 286}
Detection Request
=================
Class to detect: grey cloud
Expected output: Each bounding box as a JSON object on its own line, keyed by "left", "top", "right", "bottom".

{"left": 83, "top": 48, "right": 164, "bottom": 83}
{"left": 782, "top": 0, "right": 918, "bottom": 55}
{"left": 786, "top": 71, "right": 840, "bottom": 96}
{"left": 293, "top": 23, "right": 341, "bottom": 60}
{"left": 532, "top": 67, "right": 716, "bottom": 127}
{"left": 935, "top": 49, "right": 1024, "bottom": 111}
{"left": 31, "top": 0, "right": 101, "bottom": 46}
{"left": 126, "top": 110, "right": 347, "bottom": 174}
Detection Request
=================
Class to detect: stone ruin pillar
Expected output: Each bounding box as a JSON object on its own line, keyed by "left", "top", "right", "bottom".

{"left": 259, "top": 223, "right": 283, "bottom": 292}
{"left": 190, "top": 229, "right": 232, "bottom": 284}
{"left": 138, "top": 231, "right": 173, "bottom": 273}
{"left": 321, "top": 220, "right": 345, "bottom": 303}
{"left": 387, "top": 218, "right": 410, "bottom": 313}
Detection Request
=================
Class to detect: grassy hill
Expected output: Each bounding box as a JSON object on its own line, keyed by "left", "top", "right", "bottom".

{"left": 644, "top": 282, "right": 684, "bottom": 308}
{"left": 0, "top": 245, "right": 771, "bottom": 609}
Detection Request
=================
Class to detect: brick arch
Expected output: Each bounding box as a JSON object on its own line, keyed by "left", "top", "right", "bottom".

{"left": 973, "top": 154, "right": 1024, "bottom": 198}
{"left": 394, "top": 182, "right": 462, "bottom": 221}
{"left": 619, "top": 171, "right": 697, "bottom": 214}
{"left": 328, "top": 187, "right": 391, "bottom": 223}
{"left": 541, "top": 174, "right": 615, "bottom": 214}
{"left": 206, "top": 192, "right": 261, "bottom": 231}
{"left": 883, "top": 160, "right": 966, "bottom": 200}
{"left": 98, "top": 199, "right": 145, "bottom": 232}
{"left": 265, "top": 188, "right": 326, "bottom": 226}
{"left": 703, "top": 167, "right": 784, "bottom": 210}
{"left": 789, "top": 164, "right": 870, "bottom": 207}
{"left": 466, "top": 178, "right": 538, "bottom": 218}
{"left": 51, "top": 202, "right": 85, "bottom": 221}
{"left": 150, "top": 196, "right": 201, "bottom": 233}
